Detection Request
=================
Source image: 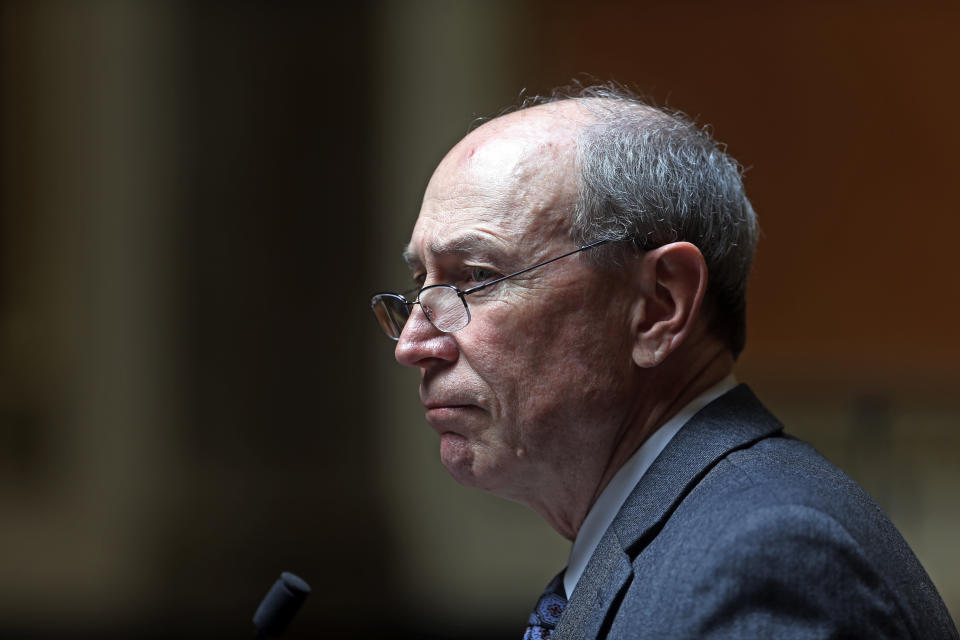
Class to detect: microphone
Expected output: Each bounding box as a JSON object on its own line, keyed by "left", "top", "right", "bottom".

{"left": 252, "top": 571, "right": 312, "bottom": 639}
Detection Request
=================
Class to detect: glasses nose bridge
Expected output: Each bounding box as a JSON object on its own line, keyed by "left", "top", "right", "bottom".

{"left": 402, "top": 298, "right": 440, "bottom": 336}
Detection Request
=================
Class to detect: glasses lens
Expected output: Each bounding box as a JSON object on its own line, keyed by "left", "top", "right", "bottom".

{"left": 371, "top": 294, "right": 409, "bottom": 340}
{"left": 419, "top": 285, "right": 470, "bottom": 332}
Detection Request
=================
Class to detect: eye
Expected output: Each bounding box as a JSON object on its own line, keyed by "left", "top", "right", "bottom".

{"left": 468, "top": 266, "right": 497, "bottom": 283}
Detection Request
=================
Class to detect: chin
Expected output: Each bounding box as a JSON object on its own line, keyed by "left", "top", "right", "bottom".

{"left": 443, "top": 463, "right": 483, "bottom": 489}
{"left": 439, "top": 438, "right": 480, "bottom": 486}
{"left": 439, "top": 434, "right": 501, "bottom": 491}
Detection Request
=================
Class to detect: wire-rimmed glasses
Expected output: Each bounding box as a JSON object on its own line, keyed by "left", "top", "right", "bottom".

{"left": 370, "top": 239, "right": 609, "bottom": 340}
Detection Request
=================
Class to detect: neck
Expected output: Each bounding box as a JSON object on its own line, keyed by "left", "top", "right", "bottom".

{"left": 538, "top": 335, "right": 734, "bottom": 540}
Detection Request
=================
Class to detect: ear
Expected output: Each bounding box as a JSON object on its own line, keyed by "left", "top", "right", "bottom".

{"left": 629, "top": 242, "right": 708, "bottom": 368}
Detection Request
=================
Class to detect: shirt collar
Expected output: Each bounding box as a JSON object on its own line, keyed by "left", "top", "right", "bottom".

{"left": 562, "top": 374, "right": 738, "bottom": 598}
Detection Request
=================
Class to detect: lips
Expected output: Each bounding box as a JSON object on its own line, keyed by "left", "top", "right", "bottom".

{"left": 423, "top": 400, "right": 473, "bottom": 410}
{"left": 424, "top": 402, "right": 476, "bottom": 417}
{"left": 420, "top": 387, "right": 479, "bottom": 412}
{"left": 422, "top": 398, "right": 481, "bottom": 427}
{"left": 420, "top": 380, "right": 484, "bottom": 425}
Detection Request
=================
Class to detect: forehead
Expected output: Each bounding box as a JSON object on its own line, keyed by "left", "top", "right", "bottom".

{"left": 406, "top": 104, "right": 586, "bottom": 267}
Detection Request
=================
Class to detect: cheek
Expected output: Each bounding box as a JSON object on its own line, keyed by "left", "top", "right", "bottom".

{"left": 477, "top": 296, "right": 631, "bottom": 423}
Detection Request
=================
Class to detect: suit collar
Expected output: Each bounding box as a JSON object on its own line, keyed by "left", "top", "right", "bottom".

{"left": 554, "top": 384, "right": 782, "bottom": 639}
{"left": 612, "top": 384, "right": 783, "bottom": 553}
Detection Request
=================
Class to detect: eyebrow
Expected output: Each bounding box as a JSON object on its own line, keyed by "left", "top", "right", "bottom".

{"left": 402, "top": 232, "right": 509, "bottom": 271}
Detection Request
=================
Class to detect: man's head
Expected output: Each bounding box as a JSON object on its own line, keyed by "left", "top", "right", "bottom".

{"left": 381, "top": 86, "right": 757, "bottom": 537}
{"left": 512, "top": 85, "right": 758, "bottom": 356}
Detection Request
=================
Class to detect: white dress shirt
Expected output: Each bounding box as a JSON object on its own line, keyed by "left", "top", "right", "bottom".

{"left": 562, "top": 375, "right": 738, "bottom": 598}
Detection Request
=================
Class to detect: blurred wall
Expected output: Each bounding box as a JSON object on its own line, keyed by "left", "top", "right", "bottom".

{"left": 1, "top": 1, "right": 387, "bottom": 637}
{"left": 1, "top": 1, "right": 957, "bottom": 637}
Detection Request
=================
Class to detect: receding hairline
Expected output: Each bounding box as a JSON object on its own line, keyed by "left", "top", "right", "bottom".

{"left": 460, "top": 99, "right": 596, "bottom": 155}
{"left": 470, "top": 93, "right": 674, "bottom": 140}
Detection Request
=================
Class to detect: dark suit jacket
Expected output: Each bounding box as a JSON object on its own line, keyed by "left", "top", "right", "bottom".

{"left": 554, "top": 385, "right": 958, "bottom": 639}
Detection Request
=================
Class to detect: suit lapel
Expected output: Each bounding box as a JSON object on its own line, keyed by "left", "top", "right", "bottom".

{"left": 555, "top": 385, "right": 783, "bottom": 639}
{"left": 553, "top": 526, "right": 633, "bottom": 640}
{"left": 613, "top": 384, "right": 783, "bottom": 553}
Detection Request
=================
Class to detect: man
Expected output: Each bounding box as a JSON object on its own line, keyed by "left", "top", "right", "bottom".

{"left": 370, "top": 85, "right": 958, "bottom": 639}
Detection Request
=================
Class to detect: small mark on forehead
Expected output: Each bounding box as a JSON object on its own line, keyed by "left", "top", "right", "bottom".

{"left": 454, "top": 142, "right": 485, "bottom": 172}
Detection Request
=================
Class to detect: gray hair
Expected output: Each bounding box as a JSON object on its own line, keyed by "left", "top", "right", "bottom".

{"left": 484, "top": 84, "right": 758, "bottom": 357}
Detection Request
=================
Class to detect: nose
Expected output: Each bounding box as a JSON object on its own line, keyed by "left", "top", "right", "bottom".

{"left": 395, "top": 305, "right": 458, "bottom": 368}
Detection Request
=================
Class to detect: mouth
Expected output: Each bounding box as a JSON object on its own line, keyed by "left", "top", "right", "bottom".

{"left": 425, "top": 403, "right": 473, "bottom": 415}
{"left": 423, "top": 403, "right": 479, "bottom": 425}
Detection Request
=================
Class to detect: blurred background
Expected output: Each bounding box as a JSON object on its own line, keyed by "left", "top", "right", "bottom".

{"left": 1, "top": 1, "right": 957, "bottom": 637}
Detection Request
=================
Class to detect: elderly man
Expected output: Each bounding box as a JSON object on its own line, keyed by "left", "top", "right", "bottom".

{"left": 370, "top": 86, "right": 957, "bottom": 639}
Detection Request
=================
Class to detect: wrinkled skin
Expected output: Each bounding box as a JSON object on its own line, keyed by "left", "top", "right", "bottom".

{"left": 396, "top": 102, "right": 731, "bottom": 539}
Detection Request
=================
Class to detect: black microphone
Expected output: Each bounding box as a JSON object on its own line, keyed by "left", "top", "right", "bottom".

{"left": 252, "top": 571, "right": 311, "bottom": 639}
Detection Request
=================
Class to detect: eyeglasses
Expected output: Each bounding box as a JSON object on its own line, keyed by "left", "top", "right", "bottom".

{"left": 370, "top": 239, "right": 609, "bottom": 340}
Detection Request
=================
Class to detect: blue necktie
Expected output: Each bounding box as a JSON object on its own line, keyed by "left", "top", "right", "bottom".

{"left": 523, "top": 570, "right": 567, "bottom": 639}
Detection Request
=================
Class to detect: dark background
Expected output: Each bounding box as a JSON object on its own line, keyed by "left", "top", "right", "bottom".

{"left": 1, "top": 1, "right": 957, "bottom": 637}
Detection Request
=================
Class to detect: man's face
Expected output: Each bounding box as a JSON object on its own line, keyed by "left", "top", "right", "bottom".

{"left": 395, "top": 107, "right": 637, "bottom": 505}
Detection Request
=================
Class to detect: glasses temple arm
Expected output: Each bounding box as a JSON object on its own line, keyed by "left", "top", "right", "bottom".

{"left": 461, "top": 239, "right": 610, "bottom": 296}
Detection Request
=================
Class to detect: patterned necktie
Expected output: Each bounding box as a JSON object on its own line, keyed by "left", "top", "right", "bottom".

{"left": 523, "top": 570, "right": 567, "bottom": 639}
